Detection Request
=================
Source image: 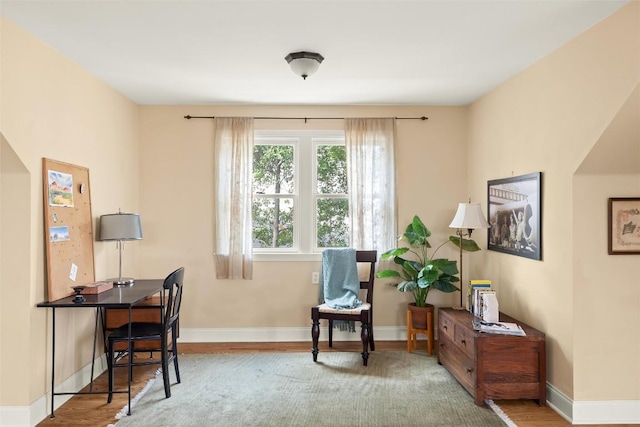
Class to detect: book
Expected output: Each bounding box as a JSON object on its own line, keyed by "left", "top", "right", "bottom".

{"left": 481, "top": 292, "right": 499, "bottom": 323}
{"left": 472, "top": 320, "right": 526, "bottom": 336}
{"left": 468, "top": 280, "right": 491, "bottom": 312}
{"left": 473, "top": 288, "right": 495, "bottom": 317}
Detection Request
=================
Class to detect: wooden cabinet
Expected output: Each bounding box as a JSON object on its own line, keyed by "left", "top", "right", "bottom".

{"left": 437, "top": 308, "right": 546, "bottom": 406}
{"left": 104, "top": 296, "right": 173, "bottom": 351}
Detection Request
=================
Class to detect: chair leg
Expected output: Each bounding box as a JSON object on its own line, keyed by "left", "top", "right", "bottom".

{"left": 328, "top": 319, "right": 333, "bottom": 347}
{"left": 311, "top": 307, "right": 320, "bottom": 362}
{"left": 360, "top": 319, "right": 370, "bottom": 366}
{"left": 161, "top": 341, "right": 171, "bottom": 398}
{"left": 107, "top": 341, "right": 114, "bottom": 403}
{"left": 172, "top": 329, "right": 181, "bottom": 384}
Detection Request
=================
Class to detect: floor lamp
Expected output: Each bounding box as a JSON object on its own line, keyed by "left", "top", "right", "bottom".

{"left": 449, "top": 202, "right": 490, "bottom": 310}
{"left": 99, "top": 211, "right": 143, "bottom": 286}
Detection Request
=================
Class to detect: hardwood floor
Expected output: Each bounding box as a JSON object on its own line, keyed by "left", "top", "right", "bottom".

{"left": 37, "top": 341, "right": 633, "bottom": 427}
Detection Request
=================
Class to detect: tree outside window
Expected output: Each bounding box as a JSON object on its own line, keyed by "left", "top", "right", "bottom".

{"left": 252, "top": 132, "right": 349, "bottom": 252}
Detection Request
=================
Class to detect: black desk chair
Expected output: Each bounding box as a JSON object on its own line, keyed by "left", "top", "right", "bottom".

{"left": 311, "top": 250, "right": 377, "bottom": 366}
{"left": 106, "top": 267, "right": 184, "bottom": 403}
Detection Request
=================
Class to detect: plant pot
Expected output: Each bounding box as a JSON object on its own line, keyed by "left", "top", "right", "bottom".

{"left": 408, "top": 303, "right": 434, "bottom": 329}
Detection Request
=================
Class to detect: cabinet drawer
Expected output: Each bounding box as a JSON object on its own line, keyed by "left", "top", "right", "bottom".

{"left": 454, "top": 324, "right": 476, "bottom": 358}
{"left": 439, "top": 336, "right": 476, "bottom": 395}
{"left": 438, "top": 311, "right": 455, "bottom": 342}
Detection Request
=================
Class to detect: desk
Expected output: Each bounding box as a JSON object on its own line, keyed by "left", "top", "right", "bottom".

{"left": 37, "top": 279, "right": 164, "bottom": 418}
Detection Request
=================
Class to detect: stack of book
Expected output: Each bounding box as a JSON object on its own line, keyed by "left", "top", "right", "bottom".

{"left": 468, "top": 279, "right": 493, "bottom": 316}
{"left": 472, "top": 319, "right": 526, "bottom": 336}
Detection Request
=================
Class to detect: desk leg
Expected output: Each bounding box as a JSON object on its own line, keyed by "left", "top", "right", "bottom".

{"left": 49, "top": 307, "right": 56, "bottom": 418}
{"left": 89, "top": 308, "right": 100, "bottom": 393}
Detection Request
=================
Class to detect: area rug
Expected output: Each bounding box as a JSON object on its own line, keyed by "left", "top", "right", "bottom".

{"left": 113, "top": 351, "right": 511, "bottom": 427}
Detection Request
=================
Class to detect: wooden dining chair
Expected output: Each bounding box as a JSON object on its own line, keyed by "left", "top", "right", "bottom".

{"left": 106, "top": 267, "right": 184, "bottom": 403}
{"left": 311, "top": 250, "right": 377, "bottom": 366}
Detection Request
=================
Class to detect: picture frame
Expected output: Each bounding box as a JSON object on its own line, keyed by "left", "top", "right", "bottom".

{"left": 487, "top": 172, "right": 542, "bottom": 260}
{"left": 608, "top": 197, "right": 640, "bottom": 255}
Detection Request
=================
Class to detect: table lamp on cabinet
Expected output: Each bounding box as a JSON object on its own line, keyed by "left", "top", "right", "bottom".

{"left": 449, "top": 202, "right": 489, "bottom": 310}
{"left": 99, "top": 211, "right": 143, "bottom": 286}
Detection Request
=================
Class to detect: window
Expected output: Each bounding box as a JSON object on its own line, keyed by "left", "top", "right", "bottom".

{"left": 253, "top": 130, "right": 348, "bottom": 256}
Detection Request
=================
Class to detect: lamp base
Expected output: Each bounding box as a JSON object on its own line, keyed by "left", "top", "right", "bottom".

{"left": 110, "top": 277, "right": 135, "bottom": 286}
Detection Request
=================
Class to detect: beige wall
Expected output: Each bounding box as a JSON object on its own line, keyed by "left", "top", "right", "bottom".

{"left": 2, "top": 1, "right": 639, "bottom": 423}
{"left": 0, "top": 16, "right": 140, "bottom": 410}
{"left": 574, "top": 174, "right": 640, "bottom": 401}
{"left": 468, "top": 1, "right": 639, "bottom": 402}
{"left": 138, "top": 105, "right": 469, "bottom": 331}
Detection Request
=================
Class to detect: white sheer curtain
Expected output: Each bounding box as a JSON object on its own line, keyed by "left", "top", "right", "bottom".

{"left": 213, "top": 117, "right": 254, "bottom": 279}
{"left": 345, "top": 118, "right": 397, "bottom": 252}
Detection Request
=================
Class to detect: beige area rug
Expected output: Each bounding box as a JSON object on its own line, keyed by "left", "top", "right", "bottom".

{"left": 112, "top": 351, "right": 514, "bottom": 427}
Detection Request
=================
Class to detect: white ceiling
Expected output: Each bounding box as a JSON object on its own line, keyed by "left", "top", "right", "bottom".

{"left": 1, "top": 0, "right": 629, "bottom": 105}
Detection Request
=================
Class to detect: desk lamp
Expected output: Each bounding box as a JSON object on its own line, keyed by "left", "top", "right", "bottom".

{"left": 449, "top": 202, "right": 489, "bottom": 310}
{"left": 99, "top": 211, "right": 142, "bottom": 286}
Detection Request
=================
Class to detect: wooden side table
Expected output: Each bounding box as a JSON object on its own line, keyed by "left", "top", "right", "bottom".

{"left": 407, "top": 307, "right": 434, "bottom": 355}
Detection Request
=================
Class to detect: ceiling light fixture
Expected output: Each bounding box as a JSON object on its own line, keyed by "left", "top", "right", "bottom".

{"left": 284, "top": 51, "right": 324, "bottom": 80}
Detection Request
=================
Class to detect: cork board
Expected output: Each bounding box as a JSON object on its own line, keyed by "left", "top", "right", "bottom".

{"left": 42, "top": 158, "right": 95, "bottom": 301}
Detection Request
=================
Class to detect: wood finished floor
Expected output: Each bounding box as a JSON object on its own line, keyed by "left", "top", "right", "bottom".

{"left": 37, "top": 341, "right": 633, "bottom": 427}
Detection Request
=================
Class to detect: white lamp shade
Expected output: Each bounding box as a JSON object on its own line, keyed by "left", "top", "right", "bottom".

{"left": 99, "top": 213, "right": 143, "bottom": 241}
{"left": 289, "top": 58, "right": 320, "bottom": 78}
{"left": 285, "top": 51, "right": 324, "bottom": 79}
{"left": 449, "top": 203, "right": 490, "bottom": 229}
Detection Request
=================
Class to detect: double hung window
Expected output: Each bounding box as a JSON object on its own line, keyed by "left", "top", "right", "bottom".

{"left": 252, "top": 130, "right": 348, "bottom": 256}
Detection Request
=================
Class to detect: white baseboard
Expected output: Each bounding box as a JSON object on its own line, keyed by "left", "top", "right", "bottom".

{"left": 546, "top": 382, "right": 640, "bottom": 424}
{"left": 6, "top": 328, "right": 639, "bottom": 426}
{"left": 178, "top": 325, "right": 407, "bottom": 343}
{"left": 572, "top": 399, "right": 640, "bottom": 424}
{"left": 0, "top": 355, "right": 108, "bottom": 427}
{"left": 547, "top": 382, "right": 574, "bottom": 422}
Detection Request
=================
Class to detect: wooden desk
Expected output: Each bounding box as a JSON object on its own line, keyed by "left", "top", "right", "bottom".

{"left": 37, "top": 279, "right": 165, "bottom": 418}
{"left": 437, "top": 308, "right": 546, "bottom": 406}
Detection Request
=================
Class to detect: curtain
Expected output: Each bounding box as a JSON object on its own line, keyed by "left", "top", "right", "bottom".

{"left": 213, "top": 117, "right": 254, "bottom": 279}
{"left": 344, "top": 118, "right": 397, "bottom": 252}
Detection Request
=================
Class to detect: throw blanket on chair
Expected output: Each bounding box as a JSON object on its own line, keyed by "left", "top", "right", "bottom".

{"left": 318, "top": 248, "right": 362, "bottom": 332}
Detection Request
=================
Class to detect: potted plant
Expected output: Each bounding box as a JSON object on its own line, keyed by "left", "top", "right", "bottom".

{"left": 376, "top": 215, "right": 481, "bottom": 327}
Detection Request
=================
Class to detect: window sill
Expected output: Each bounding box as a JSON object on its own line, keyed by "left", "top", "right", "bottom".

{"left": 253, "top": 253, "right": 322, "bottom": 262}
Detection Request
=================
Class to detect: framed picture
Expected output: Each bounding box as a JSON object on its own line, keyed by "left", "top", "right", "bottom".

{"left": 608, "top": 197, "right": 640, "bottom": 255}
{"left": 487, "top": 172, "right": 542, "bottom": 260}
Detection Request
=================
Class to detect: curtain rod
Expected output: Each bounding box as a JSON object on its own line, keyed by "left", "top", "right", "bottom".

{"left": 184, "top": 115, "right": 428, "bottom": 123}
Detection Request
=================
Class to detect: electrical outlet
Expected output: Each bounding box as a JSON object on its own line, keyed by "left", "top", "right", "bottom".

{"left": 311, "top": 272, "right": 320, "bottom": 284}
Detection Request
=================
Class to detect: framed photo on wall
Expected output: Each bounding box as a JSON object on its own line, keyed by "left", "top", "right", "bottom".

{"left": 487, "top": 172, "right": 542, "bottom": 260}
{"left": 608, "top": 197, "right": 640, "bottom": 255}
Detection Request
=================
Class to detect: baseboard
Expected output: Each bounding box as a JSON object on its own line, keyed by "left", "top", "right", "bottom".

{"left": 546, "top": 382, "right": 574, "bottom": 422}
{"left": 179, "top": 325, "right": 406, "bottom": 343}
{"left": 546, "top": 382, "right": 640, "bottom": 424}
{"left": 572, "top": 399, "right": 640, "bottom": 424}
{"left": 0, "top": 354, "right": 109, "bottom": 427}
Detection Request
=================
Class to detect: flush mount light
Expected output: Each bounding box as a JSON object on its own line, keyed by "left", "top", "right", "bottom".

{"left": 284, "top": 51, "right": 324, "bottom": 80}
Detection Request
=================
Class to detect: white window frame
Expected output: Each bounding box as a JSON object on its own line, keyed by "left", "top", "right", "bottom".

{"left": 253, "top": 130, "right": 345, "bottom": 262}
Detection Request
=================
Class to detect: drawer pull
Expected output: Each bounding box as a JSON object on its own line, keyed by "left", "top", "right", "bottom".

{"left": 461, "top": 339, "right": 466, "bottom": 345}
{"left": 443, "top": 325, "right": 448, "bottom": 331}
{"left": 466, "top": 368, "right": 473, "bottom": 374}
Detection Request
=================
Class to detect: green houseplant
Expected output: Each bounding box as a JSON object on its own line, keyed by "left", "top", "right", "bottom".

{"left": 376, "top": 215, "right": 481, "bottom": 308}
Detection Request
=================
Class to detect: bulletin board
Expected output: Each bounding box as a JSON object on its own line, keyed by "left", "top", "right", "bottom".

{"left": 42, "top": 158, "right": 95, "bottom": 301}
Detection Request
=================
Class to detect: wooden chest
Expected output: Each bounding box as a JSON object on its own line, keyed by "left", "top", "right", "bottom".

{"left": 437, "top": 308, "right": 546, "bottom": 406}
